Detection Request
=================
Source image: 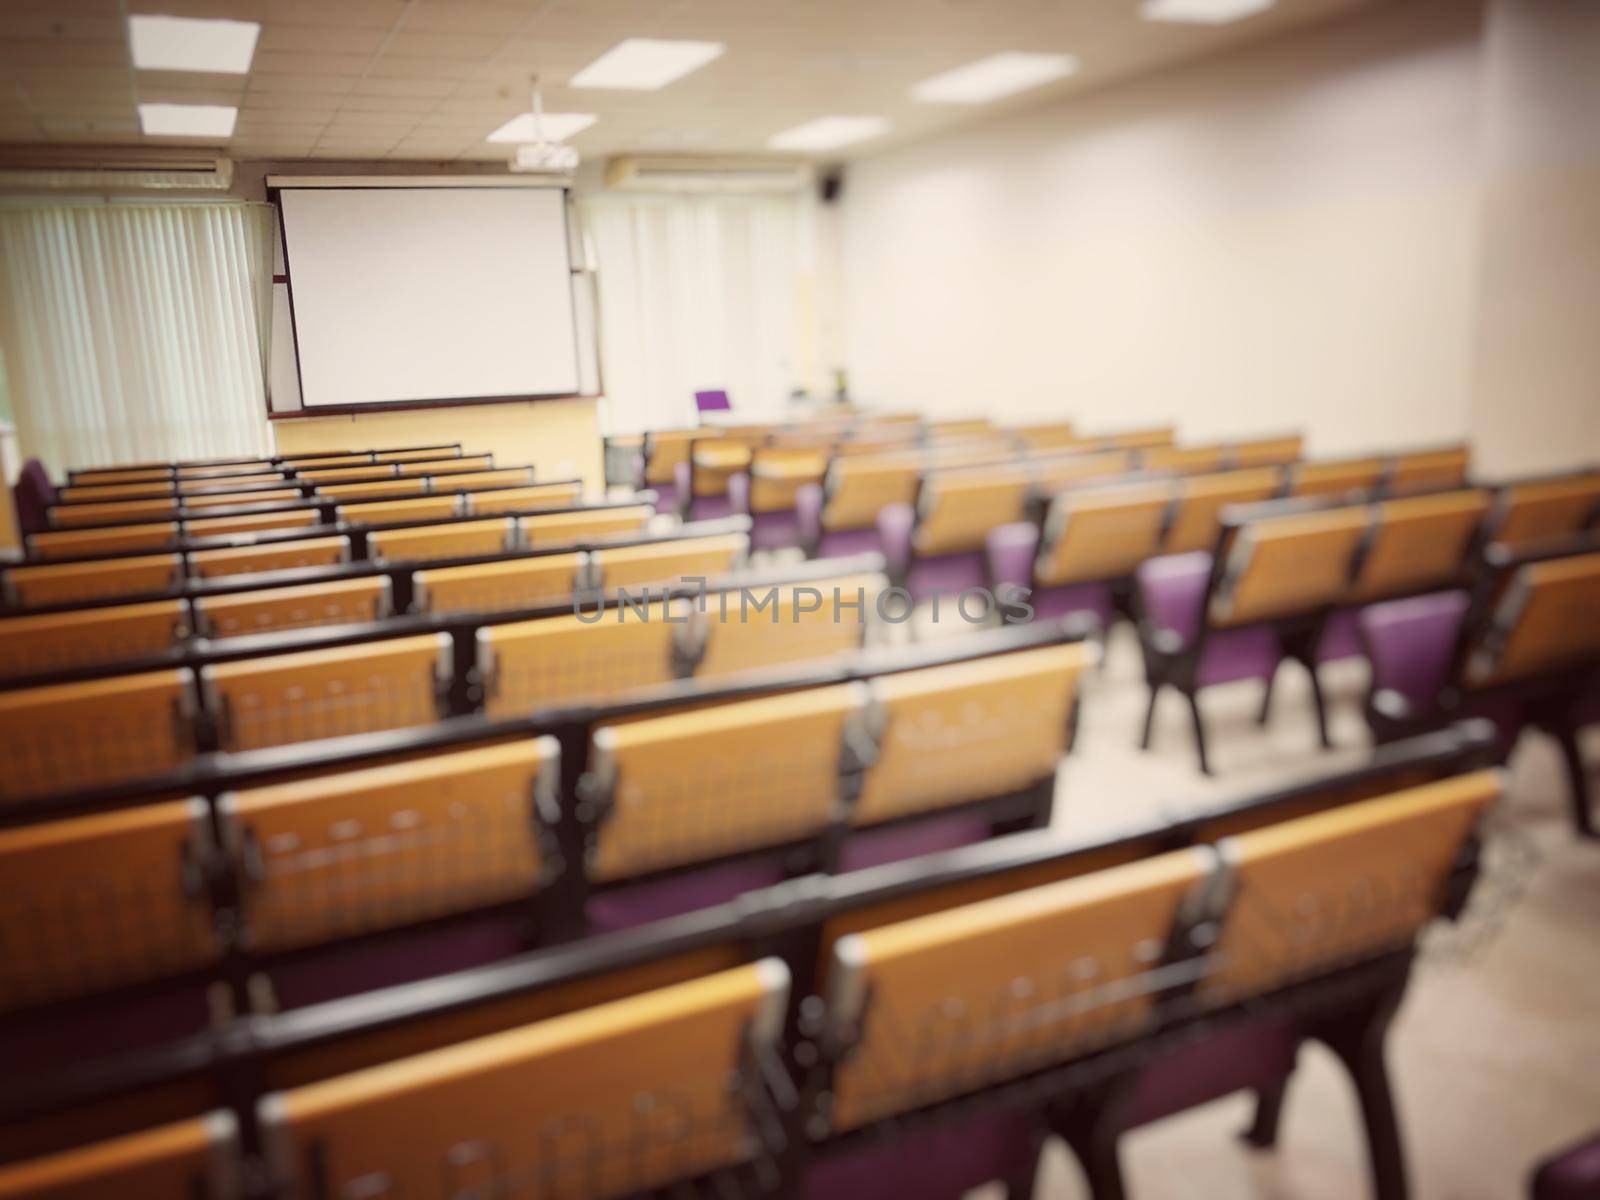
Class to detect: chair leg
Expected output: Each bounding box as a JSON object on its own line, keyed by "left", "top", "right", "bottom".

{"left": 999, "top": 1129, "right": 1045, "bottom": 1200}
{"left": 1240, "top": 1077, "right": 1290, "bottom": 1150}
{"left": 1187, "top": 690, "right": 1213, "bottom": 776}
{"left": 1305, "top": 659, "right": 1334, "bottom": 750}
{"left": 1060, "top": 1123, "right": 1129, "bottom": 1200}
{"left": 1323, "top": 995, "right": 1410, "bottom": 1200}
{"left": 1140, "top": 683, "right": 1161, "bottom": 751}
{"left": 1551, "top": 722, "right": 1598, "bottom": 839}
{"left": 1256, "top": 665, "right": 1278, "bottom": 726}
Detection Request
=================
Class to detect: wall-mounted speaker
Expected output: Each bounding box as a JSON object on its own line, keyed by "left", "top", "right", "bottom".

{"left": 820, "top": 170, "right": 843, "bottom": 204}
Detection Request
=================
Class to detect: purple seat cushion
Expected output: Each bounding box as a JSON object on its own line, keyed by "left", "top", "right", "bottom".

{"left": 585, "top": 859, "right": 787, "bottom": 934}
{"left": 1139, "top": 552, "right": 1282, "bottom": 686}
{"left": 1138, "top": 552, "right": 1213, "bottom": 648}
{"left": 750, "top": 507, "right": 802, "bottom": 551}
{"left": 1533, "top": 1132, "right": 1600, "bottom": 1200}
{"left": 803, "top": 1109, "right": 1038, "bottom": 1200}
{"left": 15, "top": 458, "right": 56, "bottom": 535}
{"left": 650, "top": 479, "right": 681, "bottom": 516}
{"left": 1317, "top": 607, "right": 1364, "bottom": 663}
{"left": 839, "top": 813, "right": 994, "bottom": 872}
{"left": 1196, "top": 625, "right": 1284, "bottom": 688}
{"left": 1359, "top": 590, "right": 1470, "bottom": 712}
{"left": 1122, "top": 1016, "right": 1298, "bottom": 1128}
{"left": 1032, "top": 582, "right": 1116, "bottom": 632}
{"left": 271, "top": 912, "right": 532, "bottom": 1010}
{"left": 0, "top": 981, "right": 209, "bottom": 1074}
{"left": 817, "top": 526, "right": 883, "bottom": 561}
{"left": 877, "top": 502, "right": 915, "bottom": 578}
{"left": 986, "top": 521, "right": 1040, "bottom": 592}
{"left": 796, "top": 482, "right": 825, "bottom": 548}
{"left": 906, "top": 551, "right": 987, "bottom": 604}
{"left": 688, "top": 493, "right": 738, "bottom": 523}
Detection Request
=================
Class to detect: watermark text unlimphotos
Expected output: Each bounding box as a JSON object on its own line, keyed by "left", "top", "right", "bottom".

{"left": 572, "top": 579, "right": 1035, "bottom": 625}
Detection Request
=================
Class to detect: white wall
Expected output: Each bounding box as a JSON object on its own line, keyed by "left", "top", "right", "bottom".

{"left": 1468, "top": 0, "right": 1600, "bottom": 476}
{"left": 841, "top": 1, "right": 1484, "bottom": 457}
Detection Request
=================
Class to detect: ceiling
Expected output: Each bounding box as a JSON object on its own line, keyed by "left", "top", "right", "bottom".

{"left": 0, "top": 0, "right": 1388, "bottom": 166}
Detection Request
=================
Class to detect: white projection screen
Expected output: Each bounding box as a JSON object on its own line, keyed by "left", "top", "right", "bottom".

{"left": 278, "top": 185, "right": 579, "bottom": 408}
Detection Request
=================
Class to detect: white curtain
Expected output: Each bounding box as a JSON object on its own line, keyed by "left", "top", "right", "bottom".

{"left": 579, "top": 192, "right": 817, "bottom": 435}
{"left": 0, "top": 200, "right": 275, "bottom": 473}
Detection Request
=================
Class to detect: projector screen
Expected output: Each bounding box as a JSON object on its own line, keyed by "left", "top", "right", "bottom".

{"left": 278, "top": 186, "right": 579, "bottom": 409}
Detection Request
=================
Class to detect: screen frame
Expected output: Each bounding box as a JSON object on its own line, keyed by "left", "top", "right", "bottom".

{"left": 267, "top": 179, "right": 591, "bottom": 420}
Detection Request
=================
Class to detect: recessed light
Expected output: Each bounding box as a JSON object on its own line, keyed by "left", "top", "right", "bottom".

{"left": 486, "top": 112, "right": 598, "bottom": 143}
{"left": 767, "top": 117, "right": 889, "bottom": 153}
{"left": 138, "top": 103, "right": 238, "bottom": 138}
{"left": 570, "top": 38, "right": 726, "bottom": 90}
{"left": 129, "top": 15, "right": 260, "bottom": 74}
{"left": 912, "top": 53, "right": 1079, "bottom": 105}
{"left": 1141, "top": 0, "right": 1276, "bottom": 24}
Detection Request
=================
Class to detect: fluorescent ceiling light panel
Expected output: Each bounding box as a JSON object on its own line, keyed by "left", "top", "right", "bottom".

{"left": 1141, "top": 0, "right": 1276, "bottom": 24}
{"left": 486, "top": 112, "right": 598, "bottom": 143}
{"left": 570, "top": 38, "right": 726, "bottom": 90}
{"left": 129, "top": 15, "right": 260, "bottom": 73}
{"left": 138, "top": 103, "right": 238, "bottom": 137}
{"left": 912, "top": 52, "right": 1079, "bottom": 104}
{"left": 767, "top": 116, "right": 889, "bottom": 152}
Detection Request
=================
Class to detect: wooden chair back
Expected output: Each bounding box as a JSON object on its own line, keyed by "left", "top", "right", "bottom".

{"left": 1229, "top": 435, "right": 1303, "bottom": 468}
{"left": 194, "top": 578, "right": 392, "bottom": 639}
{"left": 1387, "top": 445, "right": 1470, "bottom": 496}
{"left": 585, "top": 685, "right": 866, "bottom": 880}
{"left": 1464, "top": 551, "right": 1600, "bottom": 688}
{"left": 51, "top": 497, "right": 179, "bottom": 528}
{"left": 1034, "top": 482, "right": 1172, "bottom": 586}
{"left": 201, "top": 634, "right": 451, "bottom": 752}
{"left": 1141, "top": 444, "right": 1227, "bottom": 475}
{"left": 479, "top": 603, "right": 685, "bottom": 716}
{"left": 824, "top": 848, "right": 1214, "bottom": 1129}
{"left": 1346, "top": 490, "right": 1490, "bottom": 602}
{"left": 189, "top": 537, "right": 350, "bottom": 580}
{"left": 368, "top": 518, "right": 517, "bottom": 564}
{"left": 182, "top": 489, "right": 299, "bottom": 509}
{"left": 0, "top": 800, "right": 217, "bottom": 1010}
{"left": 591, "top": 533, "right": 747, "bottom": 592}
{"left": 912, "top": 468, "right": 1031, "bottom": 556}
{"left": 3, "top": 554, "right": 183, "bottom": 607}
{"left": 1490, "top": 475, "right": 1600, "bottom": 549}
{"left": 522, "top": 506, "right": 653, "bottom": 546}
{"left": 692, "top": 575, "right": 880, "bottom": 680}
{"left": 466, "top": 482, "right": 584, "bottom": 515}
{"left": 413, "top": 554, "right": 583, "bottom": 615}
{"left": 185, "top": 510, "right": 319, "bottom": 539}
{"left": 1211, "top": 507, "right": 1369, "bottom": 626}
{"left": 1162, "top": 468, "right": 1283, "bottom": 555}
{"left": 28, "top": 522, "right": 179, "bottom": 561}
{"left": 336, "top": 496, "right": 463, "bottom": 527}
{"left": 1204, "top": 772, "right": 1497, "bottom": 1003}
{"left": 0, "top": 599, "right": 188, "bottom": 679}
{"left": 853, "top": 644, "right": 1091, "bottom": 826}
{"left": 259, "top": 963, "right": 787, "bottom": 1200}
{"left": 221, "top": 740, "right": 554, "bottom": 953}
{"left": 397, "top": 454, "right": 494, "bottom": 477}
{"left": 1288, "top": 457, "right": 1385, "bottom": 498}
{"left": 0, "top": 670, "right": 197, "bottom": 802}
{"left": 0, "top": 1113, "right": 238, "bottom": 1200}
{"left": 821, "top": 457, "right": 921, "bottom": 532}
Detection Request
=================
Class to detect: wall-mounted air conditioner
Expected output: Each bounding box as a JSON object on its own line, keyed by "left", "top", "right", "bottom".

{"left": 603, "top": 156, "right": 814, "bottom": 194}
{"left": 0, "top": 156, "right": 234, "bottom": 192}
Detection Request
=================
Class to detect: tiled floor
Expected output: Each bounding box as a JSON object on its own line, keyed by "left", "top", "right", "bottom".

{"left": 1015, "top": 623, "right": 1600, "bottom": 1200}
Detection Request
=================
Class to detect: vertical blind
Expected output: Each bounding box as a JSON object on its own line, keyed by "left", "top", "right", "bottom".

{"left": 580, "top": 192, "right": 817, "bottom": 434}
{"left": 0, "top": 200, "right": 274, "bottom": 473}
